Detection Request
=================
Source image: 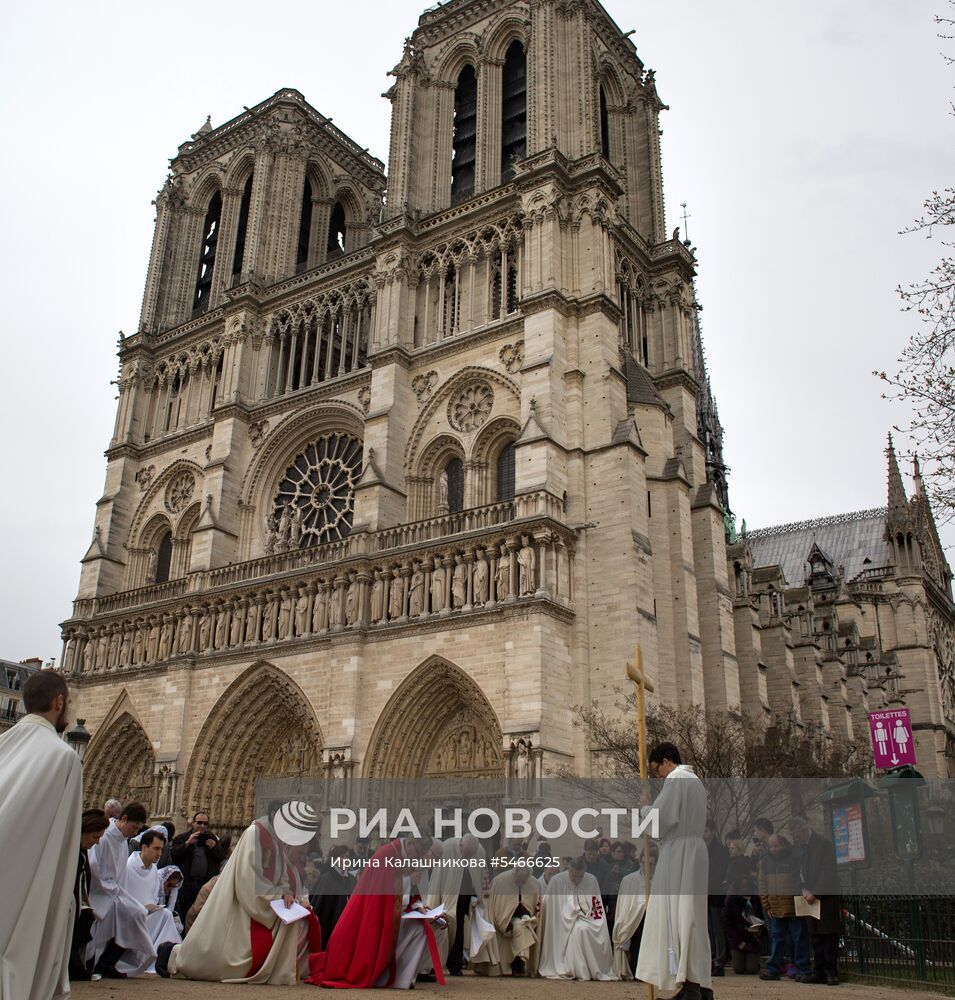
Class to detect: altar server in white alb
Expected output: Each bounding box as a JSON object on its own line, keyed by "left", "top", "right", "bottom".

{"left": 124, "top": 832, "right": 182, "bottom": 973}
{"left": 88, "top": 801, "right": 157, "bottom": 977}
{"left": 0, "top": 670, "right": 83, "bottom": 1000}
{"left": 636, "top": 741, "right": 712, "bottom": 1000}
{"left": 481, "top": 863, "right": 541, "bottom": 976}
{"left": 538, "top": 857, "right": 617, "bottom": 980}
{"left": 612, "top": 860, "right": 652, "bottom": 979}
{"left": 426, "top": 834, "right": 486, "bottom": 974}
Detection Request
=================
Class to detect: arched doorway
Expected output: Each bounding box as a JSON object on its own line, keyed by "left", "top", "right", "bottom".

{"left": 364, "top": 656, "right": 505, "bottom": 780}
{"left": 181, "top": 662, "right": 324, "bottom": 834}
{"left": 84, "top": 711, "right": 156, "bottom": 811}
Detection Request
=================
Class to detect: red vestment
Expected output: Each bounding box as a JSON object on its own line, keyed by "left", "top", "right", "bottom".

{"left": 308, "top": 840, "right": 404, "bottom": 988}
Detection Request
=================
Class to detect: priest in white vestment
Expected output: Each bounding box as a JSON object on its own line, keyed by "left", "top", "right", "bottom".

{"left": 0, "top": 671, "right": 82, "bottom": 1000}
{"left": 88, "top": 803, "right": 157, "bottom": 977}
{"left": 636, "top": 742, "right": 712, "bottom": 1000}
{"left": 158, "top": 801, "right": 322, "bottom": 984}
{"left": 425, "top": 834, "right": 486, "bottom": 974}
{"left": 613, "top": 867, "right": 651, "bottom": 979}
{"left": 538, "top": 858, "right": 617, "bottom": 980}
{"left": 480, "top": 864, "right": 541, "bottom": 976}
{"left": 124, "top": 833, "right": 182, "bottom": 974}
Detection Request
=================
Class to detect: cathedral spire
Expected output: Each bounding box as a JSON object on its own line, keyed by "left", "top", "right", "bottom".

{"left": 886, "top": 433, "right": 908, "bottom": 512}
{"left": 912, "top": 453, "right": 926, "bottom": 499}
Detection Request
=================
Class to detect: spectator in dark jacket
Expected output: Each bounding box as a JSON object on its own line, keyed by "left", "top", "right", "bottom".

{"left": 723, "top": 875, "right": 764, "bottom": 975}
{"left": 704, "top": 817, "right": 729, "bottom": 975}
{"left": 725, "top": 834, "right": 755, "bottom": 894}
{"left": 791, "top": 816, "right": 841, "bottom": 985}
{"left": 170, "top": 811, "right": 223, "bottom": 924}
{"left": 310, "top": 846, "right": 354, "bottom": 945}
{"left": 758, "top": 834, "right": 811, "bottom": 980}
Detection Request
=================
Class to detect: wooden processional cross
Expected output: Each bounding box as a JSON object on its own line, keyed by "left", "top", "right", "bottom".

{"left": 626, "top": 645, "right": 655, "bottom": 1000}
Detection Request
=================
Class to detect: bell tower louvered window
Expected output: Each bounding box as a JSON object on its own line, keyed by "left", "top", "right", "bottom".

{"left": 599, "top": 85, "right": 610, "bottom": 160}
{"left": 296, "top": 176, "right": 313, "bottom": 270}
{"left": 446, "top": 458, "right": 464, "bottom": 513}
{"left": 231, "top": 175, "right": 253, "bottom": 281}
{"left": 327, "top": 201, "right": 347, "bottom": 258}
{"left": 193, "top": 190, "right": 222, "bottom": 313}
{"left": 451, "top": 65, "right": 477, "bottom": 204}
{"left": 497, "top": 443, "right": 516, "bottom": 502}
{"left": 501, "top": 41, "right": 527, "bottom": 182}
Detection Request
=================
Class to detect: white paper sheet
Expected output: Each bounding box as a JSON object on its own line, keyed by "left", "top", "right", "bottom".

{"left": 402, "top": 904, "right": 447, "bottom": 920}
{"left": 270, "top": 899, "right": 310, "bottom": 924}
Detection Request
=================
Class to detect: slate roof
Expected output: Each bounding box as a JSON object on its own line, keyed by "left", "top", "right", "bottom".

{"left": 746, "top": 508, "right": 891, "bottom": 587}
{"left": 623, "top": 351, "right": 665, "bottom": 408}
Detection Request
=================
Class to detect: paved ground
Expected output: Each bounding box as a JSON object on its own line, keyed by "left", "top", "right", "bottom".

{"left": 71, "top": 971, "right": 950, "bottom": 1000}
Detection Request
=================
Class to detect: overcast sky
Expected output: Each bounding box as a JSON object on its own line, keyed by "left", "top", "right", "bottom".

{"left": 0, "top": 1, "right": 950, "bottom": 662}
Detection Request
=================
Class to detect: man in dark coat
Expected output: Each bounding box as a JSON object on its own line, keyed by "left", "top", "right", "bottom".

{"left": 791, "top": 816, "right": 841, "bottom": 985}
{"left": 703, "top": 817, "right": 729, "bottom": 976}
{"left": 170, "top": 811, "right": 223, "bottom": 925}
{"left": 309, "top": 846, "right": 354, "bottom": 946}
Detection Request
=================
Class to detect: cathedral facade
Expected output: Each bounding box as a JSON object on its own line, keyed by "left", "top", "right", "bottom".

{"left": 61, "top": 0, "right": 955, "bottom": 831}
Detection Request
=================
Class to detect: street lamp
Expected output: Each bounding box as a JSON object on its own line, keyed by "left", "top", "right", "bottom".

{"left": 66, "top": 719, "right": 91, "bottom": 760}
{"left": 925, "top": 803, "right": 945, "bottom": 838}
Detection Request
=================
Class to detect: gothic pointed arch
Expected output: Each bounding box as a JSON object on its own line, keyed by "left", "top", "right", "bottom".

{"left": 364, "top": 656, "right": 504, "bottom": 779}
{"left": 128, "top": 459, "right": 205, "bottom": 545}
{"left": 84, "top": 694, "right": 156, "bottom": 811}
{"left": 181, "top": 662, "right": 324, "bottom": 833}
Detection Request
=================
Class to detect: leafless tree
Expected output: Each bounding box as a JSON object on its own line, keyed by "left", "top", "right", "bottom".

{"left": 877, "top": 6, "right": 955, "bottom": 516}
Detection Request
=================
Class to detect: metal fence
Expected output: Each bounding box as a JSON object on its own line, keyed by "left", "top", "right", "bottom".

{"left": 842, "top": 896, "right": 955, "bottom": 993}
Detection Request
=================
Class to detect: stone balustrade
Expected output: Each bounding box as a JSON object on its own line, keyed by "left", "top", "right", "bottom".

{"left": 62, "top": 493, "right": 574, "bottom": 677}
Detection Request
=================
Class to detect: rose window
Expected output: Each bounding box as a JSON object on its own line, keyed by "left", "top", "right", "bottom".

{"left": 272, "top": 434, "right": 362, "bottom": 545}
{"left": 165, "top": 471, "right": 196, "bottom": 513}
{"left": 448, "top": 381, "right": 494, "bottom": 432}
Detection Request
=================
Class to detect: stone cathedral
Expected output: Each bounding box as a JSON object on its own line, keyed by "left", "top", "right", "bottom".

{"left": 61, "top": 0, "right": 955, "bottom": 831}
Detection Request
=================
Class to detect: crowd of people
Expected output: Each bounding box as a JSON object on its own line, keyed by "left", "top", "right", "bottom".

{"left": 0, "top": 674, "right": 844, "bottom": 1000}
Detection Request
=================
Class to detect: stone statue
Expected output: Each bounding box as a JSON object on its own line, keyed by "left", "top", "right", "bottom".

{"left": 276, "top": 505, "right": 292, "bottom": 553}
{"left": 262, "top": 595, "right": 277, "bottom": 640}
{"left": 458, "top": 730, "right": 472, "bottom": 770}
{"left": 145, "top": 619, "right": 160, "bottom": 661}
{"left": 264, "top": 516, "right": 278, "bottom": 556}
{"left": 431, "top": 556, "right": 446, "bottom": 612}
{"left": 132, "top": 623, "right": 145, "bottom": 664}
{"left": 214, "top": 606, "right": 227, "bottom": 648}
{"left": 409, "top": 564, "right": 424, "bottom": 617}
{"left": 329, "top": 581, "right": 345, "bottom": 628}
{"left": 289, "top": 502, "right": 303, "bottom": 548}
{"left": 177, "top": 614, "right": 193, "bottom": 654}
{"left": 158, "top": 616, "right": 172, "bottom": 660}
{"left": 106, "top": 628, "right": 119, "bottom": 669}
{"left": 389, "top": 572, "right": 404, "bottom": 620}
{"left": 230, "top": 602, "right": 245, "bottom": 646}
{"left": 245, "top": 601, "right": 258, "bottom": 643}
{"left": 438, "top": 469, "right": 449, "bottom": 510}
{"left": 517, "top": 535, "right": 535, "bottom": 595}
{"left": 294, "top": 586, "right": 309, "bottom": 636}
{"left": 82, "top": 636, "right": 95, "bottom": 673}
{"left": 312, "top": 583, "right": 329, "bottom": 632}
{"left": 497, "top": 542, "right": 510, "bottom": 601}
{"left": 514, "top": 738, "right": 531, "bottom": 801}
{"left": 452, "top": 554, "right": 467, "bottom": 608}
{"left": 473, "top": 548, "right": 489, "bottom": 605}
{"left": 345, "top": 573, "right": 360, "bottom": 625}
{"left": 119, "top": 627, "right": 132, "bottom": 666}
{"left": 278, "top": 590, "right": 293, "bottom": 638}
{"left": 145, "top": 548, "right": 158, "bottom": 584}
{"left": 198, "top": 609, "right": 212, "bottom": 650}
{"left": 370, "top": 570, "right": 384, "bottom": 622}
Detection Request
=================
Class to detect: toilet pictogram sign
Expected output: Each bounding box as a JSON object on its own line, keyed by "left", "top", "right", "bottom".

{"left": 868, "top": 708, "right": 916, "bottom": 768}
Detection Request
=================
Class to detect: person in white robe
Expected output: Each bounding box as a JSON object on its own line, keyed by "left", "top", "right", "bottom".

{"left": 636, "top": 742, "right": 712, "bottom": 1000}
{"left": 123, "top": 832, "right": 182, "bottom": 974}
{"left": 158, "top": 867, "right": 184, "bottom": 933}
{"left": 613, "top": 865, "right": 652, "bottom": 979}
{"left": 0, "top": 671, "right": 82, "bottom": 1000}
{"left": 425, "top": 834, "right": 486, "bottom": 974}
{"left": 475, "top": 865, "right": 540, "bottom": 976}
{"left": 158, "top": 801, "right": 322, "bottom": 984}
{"left": 88, "top": 803, "right": 157, "bottom": 978}
{"left": 538, "top": 858, "right": 617, "bottom": 981}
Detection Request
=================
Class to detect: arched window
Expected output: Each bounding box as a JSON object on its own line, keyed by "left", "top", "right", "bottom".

{"left": 446, "top": 458, "right": 464, "bottom": 513}
{"left": 327, "top": 201, "right": 347, "bottom": 257}
{"left": 155, "top": 532, "right": 173, "bottom": 584}
{"left": 599, "top": 85, "right": 610, "bottom": 160}
{"left": 296, "top": 176, "right": 313, "bottom": 270}
{"left": 231, "top": 175, "right": 253, "bottom": 280}
{"left": 496, "top": 442, "right": 516, "bottom": 502}
{"left": 451, "top": 65, "right": 477, "bottom": 203}
{"left": 501, "top": 41, "right": 527, "bottom": 182}
{"left": 193, "top": 190, "right": 222, "bottom": 313}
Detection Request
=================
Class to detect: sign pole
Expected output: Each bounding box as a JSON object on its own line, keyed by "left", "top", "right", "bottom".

{"left": 627, "top": 645, "right": 655, "bottom": 1000}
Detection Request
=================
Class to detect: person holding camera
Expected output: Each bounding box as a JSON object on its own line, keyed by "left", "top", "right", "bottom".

{"left": 170, "top": 812, "right": 223, "bottom": 926}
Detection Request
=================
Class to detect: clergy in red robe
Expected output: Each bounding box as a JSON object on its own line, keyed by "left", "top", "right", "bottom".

{"left": 309, "top": 835, "right": 444, "bottom": 989}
